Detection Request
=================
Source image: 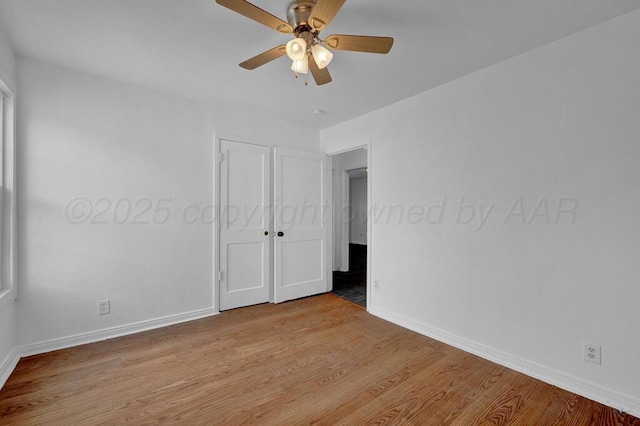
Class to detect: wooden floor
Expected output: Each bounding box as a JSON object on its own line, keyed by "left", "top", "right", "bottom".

{"left": 1, "top": 294, "right": 638, "bottom": 425}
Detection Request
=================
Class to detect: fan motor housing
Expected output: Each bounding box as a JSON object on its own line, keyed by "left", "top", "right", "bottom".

{"left": 286, "top": 0, "right": 316, "bottom": 32}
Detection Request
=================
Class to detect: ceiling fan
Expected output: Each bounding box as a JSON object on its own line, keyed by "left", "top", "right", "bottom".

{"left": 215, "top": 0, "right": 394, "bottom": 85}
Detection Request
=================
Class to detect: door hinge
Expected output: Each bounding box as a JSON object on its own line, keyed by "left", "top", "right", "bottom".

{"left": 218, "top": 153, "right": 224, "bottom": 163}
{"left": 218, "top": 271, "right": 223, "bottom": 281}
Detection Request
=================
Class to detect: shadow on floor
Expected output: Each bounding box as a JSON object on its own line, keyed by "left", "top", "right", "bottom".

{"left": 332, "top": 244, "right": 366, "bottom": 308}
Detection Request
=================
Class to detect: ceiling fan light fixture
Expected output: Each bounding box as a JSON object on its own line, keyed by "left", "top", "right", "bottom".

{"left": 291, "top": 55, "right": 309, "bottom": 74}
{"left": 311, "top": 43, "right": 333, "bottom": 69}
{"left": 286, "top": 38, "right": 307, "bottom": 61}
{"left": 215, "top": 0, "right": 394, "bottom": 85}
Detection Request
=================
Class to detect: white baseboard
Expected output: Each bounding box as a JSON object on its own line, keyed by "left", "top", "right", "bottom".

{"left": 0, "top": 347, "right": 20, "bottom": 389}
{"left": 20, "top": 307, "right": 218, "bottom": 357}
{"left": 368, "top": 305, "right": 640, "bottom": 419}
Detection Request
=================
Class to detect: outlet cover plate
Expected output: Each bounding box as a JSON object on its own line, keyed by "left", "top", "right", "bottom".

{"left": 98, "top": 300, "right": 111, "bottom": 315}
{"left": 584, "top": 343, "right": 601, "bottom": 365}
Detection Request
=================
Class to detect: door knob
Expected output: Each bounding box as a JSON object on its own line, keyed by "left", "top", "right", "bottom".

{"left": 264, "top": 231, "right": 269, "bottom": 236}
{"left": 277, "top": 231, "right": 284, "bottom": 237}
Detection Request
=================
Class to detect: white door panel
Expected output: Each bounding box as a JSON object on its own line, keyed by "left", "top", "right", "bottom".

{"left": 280, "top": 239, "right": 323, "bottom": 285}
{"left": 274, "top": 148, "right": 329, "bottom": 303}
{"left": 219, "top": 139, "right": 270, "bottom": 311}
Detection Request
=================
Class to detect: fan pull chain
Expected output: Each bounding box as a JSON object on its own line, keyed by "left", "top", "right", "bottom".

{"left": 291, "top": 71, "right": 308, "bottom": 86}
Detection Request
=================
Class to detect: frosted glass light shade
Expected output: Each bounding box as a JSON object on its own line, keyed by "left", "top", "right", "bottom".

{"left": 311, "top": 44, "right": 333, "bottom": 69}
{"left": 286, "top": 38, "right": 307, "bottom": 61}
{"left": 291, "top": 56, "right": 309, "bottom": 74}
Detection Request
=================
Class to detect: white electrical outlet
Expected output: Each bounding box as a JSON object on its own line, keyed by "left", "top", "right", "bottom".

{"left": 98, "top": 300, "right": 111, "bottom": 315}
{"left": 374, "top": 280, "right": 380, "bottom": 291}
{"left": 584, "top": 343, "right": 601, "bottom": 365}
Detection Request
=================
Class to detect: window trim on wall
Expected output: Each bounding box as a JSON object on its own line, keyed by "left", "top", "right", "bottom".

{"left": 0, "top": 72, "right": 17, "bottom": 311}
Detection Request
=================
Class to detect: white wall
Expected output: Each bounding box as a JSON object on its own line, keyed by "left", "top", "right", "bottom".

{"left": 331, "top": 148, "right": 366, "bottom": 271}
{"left": 0, "top": 24, "right": 15, "bottom": 88}
{"left": 349, "top": 177, "right": 367, "bottom": 245}
{"left": 16, "top": 57, "right": 319, "bottom": 351}
{"left": 0, "top": 20, "right": 17, "bottom": 386}
{"left": 321, "top": 9, "right": 640, "bottom": 416}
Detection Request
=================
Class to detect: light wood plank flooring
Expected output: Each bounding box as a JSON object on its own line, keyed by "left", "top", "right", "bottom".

{"left": 1, "top": 294, "right": 638, "bottom": 425}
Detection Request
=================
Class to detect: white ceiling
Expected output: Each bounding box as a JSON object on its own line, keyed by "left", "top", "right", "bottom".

{"left": 1, "top": 0, "right": 639, "bottom": 130}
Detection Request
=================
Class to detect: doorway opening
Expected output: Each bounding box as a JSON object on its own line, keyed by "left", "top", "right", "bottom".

{"left": 330, "top": 148, "right": 368, "bottom": 307}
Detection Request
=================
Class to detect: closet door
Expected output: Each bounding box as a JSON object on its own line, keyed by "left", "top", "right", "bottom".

{"left": 273, "top": 148, "right": 329, "bottom": 303}
{"left": 219, "top": 139, "right": 271, "bottom": 311}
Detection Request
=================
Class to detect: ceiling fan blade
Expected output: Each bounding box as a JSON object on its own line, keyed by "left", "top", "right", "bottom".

{"left": 309, "top": 55, "right": 332, "bottom": 85}
{"left": 239, "top": 45, "right": 287, "bottom": 70}
{"left": 216, "top": 0, "right": 293, "bottom": 33}
{"left": 325, "top": 34, "right": 394, "bottom": 54}
{"left": 308, "top": 0, "right": 346, "bottom": 31}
